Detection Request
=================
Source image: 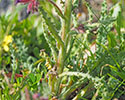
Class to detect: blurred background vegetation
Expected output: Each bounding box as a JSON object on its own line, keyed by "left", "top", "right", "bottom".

{"left": 0, "top": 0, "right": 125, "bottom": 100}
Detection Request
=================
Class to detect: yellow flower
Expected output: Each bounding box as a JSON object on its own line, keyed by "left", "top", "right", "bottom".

{"left": 2, "top": 35, "right": 12, "bottom": 52}
{"left": 3, "top": 45, "right": 9, "bottom": 52}
{"left": 3, "top": 35, "right": 12, "bottom": 44}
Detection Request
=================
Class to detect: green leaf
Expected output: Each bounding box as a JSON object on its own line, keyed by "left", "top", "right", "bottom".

{"left": 108, "top": 65, "right": 125, "bottom": 80}
{"left": 36, "top": 74, "right": 42, "bottom": 82}
{"left": 39, "top": 7, "right": 64, "bottom": 49}
{"left": 33, "top": 47, "right": 40, "bottom": 58}
{"left": 29, "top": 73, "right": 35, "bottom": 83}
{"left": 108, "top": 65, "right": 118, "bottom": 72}
{"left": 49, "top": 0, "right": 65, "bottom": 19}
{"left": 107, "top": 32, "right": 117, "bottom": 48}
{"left": 115, "top": 71, "right": 125, "bottom": 80}
{"left": 96, "top": 42, "right": 121, "bottom": 71}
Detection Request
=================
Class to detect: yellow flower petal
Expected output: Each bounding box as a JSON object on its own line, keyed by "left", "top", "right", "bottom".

{"left": 3, "top": 45, "right": 9, "bottom": 52}
{"left": 2, "top": 35, "right": 13, "bottom": 52}
{"left": 3, "top": 35, "right": 12, "bottom": 44}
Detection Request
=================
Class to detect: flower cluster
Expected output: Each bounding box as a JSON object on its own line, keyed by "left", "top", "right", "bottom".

{"left": 2, "top": 35, "right": 12, "bottom": 52}
{"left": 15, "top": 0, "right": 39, "bottom": 13}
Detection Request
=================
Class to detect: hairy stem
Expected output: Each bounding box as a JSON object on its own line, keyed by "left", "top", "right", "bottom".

{"left": 56, "top": 0, "right": 72, "bottom": 96}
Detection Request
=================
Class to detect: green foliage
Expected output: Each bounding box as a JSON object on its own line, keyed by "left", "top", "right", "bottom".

{"left": 0, "top": 0, "right": 125, "bottom": 100}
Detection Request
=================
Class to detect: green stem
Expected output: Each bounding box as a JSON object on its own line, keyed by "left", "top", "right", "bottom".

{"left": 73, "top": 81, "right": 93, "bottom": 100}
{"left": 60, "top": 78, "right": 88, "bottom": 99}
{"left": 48, "top": 74, "right": 57, "bottom": 94}
{"left": 92, "top": 89, "right": 99, "bottom": 100}
{"left": 61, "top": 0, "right": 72, "bottom": 43}
{"left": 11, "top": 68, "right": 16, "bottom": 83}
{"left": 56, "top": 47, "right": 65, "bottom": 96}
{"left": 11, "top": 59, "right": 17, "bottom": 83}
{"left": 0, "top": 88, "right": 2, "bottom": 100}
{"left": 55, "top": 0, "right": 72, "bottom": 96}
